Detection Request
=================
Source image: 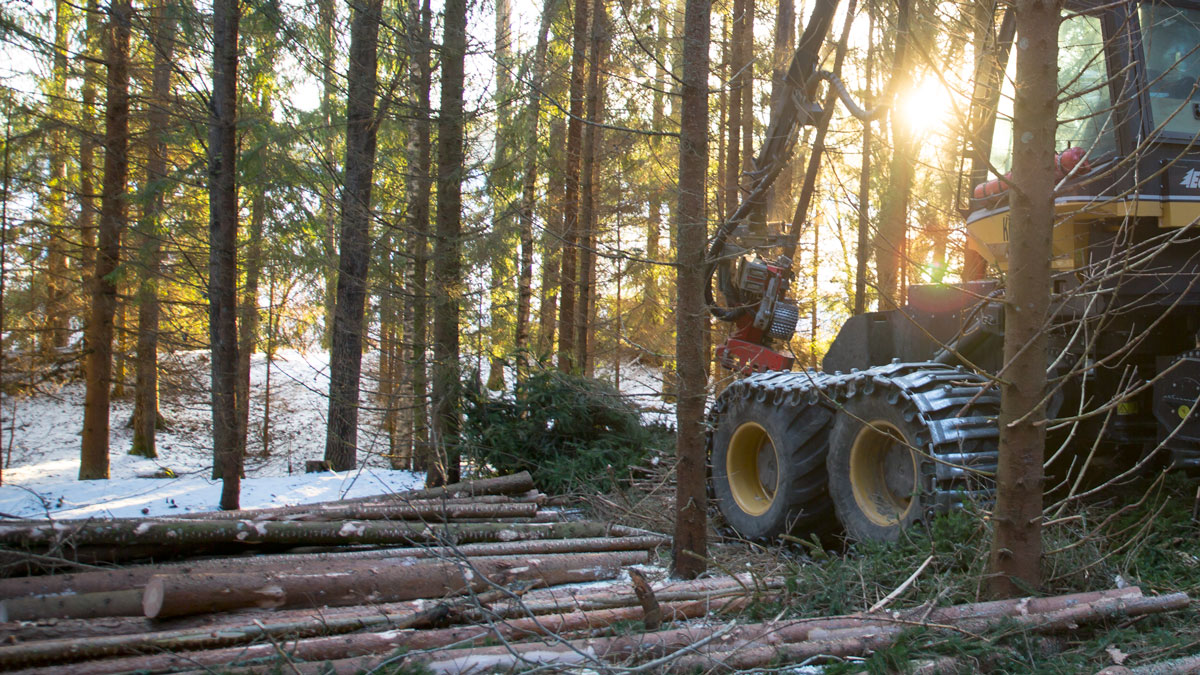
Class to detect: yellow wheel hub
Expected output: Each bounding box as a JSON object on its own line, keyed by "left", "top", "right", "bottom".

{"left": 726, "top": 422, "right": 779, "bottom": 516}
{"left": 849, "top": 420, "right": 917, "bottom": 526}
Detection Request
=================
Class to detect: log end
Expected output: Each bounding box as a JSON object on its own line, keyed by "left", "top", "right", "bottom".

{"left": 142, "top": 576, "right": 165, "bottom": 619}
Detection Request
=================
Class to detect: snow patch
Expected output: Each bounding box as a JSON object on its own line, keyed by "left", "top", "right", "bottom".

{"left": 0, "top": 350, "right": 424, "bottom": 519}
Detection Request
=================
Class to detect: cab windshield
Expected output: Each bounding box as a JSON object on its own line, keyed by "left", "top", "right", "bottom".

{"left": 989, "top": 14, "right": 1118, "bottom": 176}
{"left": 1140, "top": 3, "right": 1200, "bottom": 137}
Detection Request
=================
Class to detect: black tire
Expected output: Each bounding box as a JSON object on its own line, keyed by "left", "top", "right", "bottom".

{"left": 709, "top": 386, "right": 837, "bottom": 542}
{"left": 827, "top": 392, "right": 931, "bottom": 542}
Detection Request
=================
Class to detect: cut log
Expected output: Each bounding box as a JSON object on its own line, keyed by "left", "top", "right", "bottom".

{"left": 0, "top": 589, "right": 517, "bottom": 670}
{"left": 0, "top": 589, "right": 143, "bottom": 621}
{"left": 394, "top": 472, "right": 534, "bottom": 500}
{"left": 0, "top": 518, "right": 608, "bottom": 552}
{"left": 266, "top": 586, "right": 1187, "bottom": 675}
{"left": 0, "top": 536, "right": 664, "bottom": 600}
{"left": 165, "top": 496, "right": 541, "bottom": 522}
{"left": 0, "top": 565, "right": 736, "bottom": 645}
{"left": 143, "top": 550, "right": 647, "bottom": 619}
{"left": 9, "top": 597, "right": 741, "bottom": 673}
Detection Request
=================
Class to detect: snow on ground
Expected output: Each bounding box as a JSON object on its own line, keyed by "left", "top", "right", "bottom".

{"left": 0, "top": 349, "right": 422, "bottom": 519}
{"left": 0, "top": 350, "right": 676, "bottom": 520}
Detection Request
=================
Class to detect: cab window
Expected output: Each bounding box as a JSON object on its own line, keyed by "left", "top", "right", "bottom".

{"left": 989, "top": 14, "right": 1117, "bottom": 176}
{"left": 1140, "top": 3, "right": 1200, "bottom": 137}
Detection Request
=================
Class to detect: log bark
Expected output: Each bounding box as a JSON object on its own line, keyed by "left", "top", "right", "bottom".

{"left": 0, "top": 536, "right": 664, "bottom": 599}
{"left": 0, "top": 591, "right": 474, "bottom": 670}
{"left": 142, "top": 550, "right": 646, "bottom": 618}
{"left": 0, "top": 589, "right": 142, "bottom": 622}
{"left": 335, "top": 588, "right": 1186, "bottom": 674}
{"left": 165, "top": 501, "right": 539, "bottom": 523}
{"left": 0, "top": 567, "right": 742, "bottom": 649}
{"left": 0, "top": 518, "right": 606, "bottom": 551}
{"left": 17, "top": 597, "right": 732, "bottom": 673}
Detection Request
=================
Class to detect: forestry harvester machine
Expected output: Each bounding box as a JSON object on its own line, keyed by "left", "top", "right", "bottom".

{"left": 706, "top": 0, "right": 1200, "bottom": 542}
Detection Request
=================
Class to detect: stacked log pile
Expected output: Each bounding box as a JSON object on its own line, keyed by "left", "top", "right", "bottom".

{"left": 0, "top": 472, "right": 1191, "bottom": 673}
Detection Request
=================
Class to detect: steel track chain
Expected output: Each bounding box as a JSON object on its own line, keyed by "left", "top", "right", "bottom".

{"left": 708, "top": 361, "right": 1001, "bottom": 521}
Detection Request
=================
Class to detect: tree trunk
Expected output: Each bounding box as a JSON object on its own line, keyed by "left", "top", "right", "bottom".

{"left": 672, "top": 0, "right": 710, "bottom": 580}
{"left": 428, "top": 0, "right": 468, "bottom": 486}
{"left": 536, "top": 118, "right": 566, "bottom": 356}
{"left": 320, "top": 0, "right": 338, "bottom": 350}
{"left": 208, "top": 0, "right": 241, "bottom": 508}
{"left": 79, "top": 0, "right": 132, "bottom": 481}
{"left": 739, "top": 0, "right": 754, "bottom": 176}
{"left": 43, "top": 0, "right": 73, "bottom": 358}
{"left": 130, "top": 0, "right": 176, "bottom": 459}
{"left": 324, "top": 0, "right": 384, "bottom": 472}
{"left": 725, "top": 0, "right": 744, "bottom": 219}
{"left": 853, "top": 8, "right": 874, "bottom": 316}
{"left": 574, "top": 0, "right": 608, "bottom": 375}
{"left": 235, "top": 193, "right": 264, "bottom": 457}
{"left": 556, "top": 0, "right": 590, "bottom": 373}
{"left": 872, "top": 0, "right": 915, "bottom": 309}
{"left": 987, "top": 0, "right": 1058, "bottom": 597}
{"left": 515, "top": 0, "right": 557, "bottom": 367}
{"left": 486, "top": 0, "right": 516, "bottom": 391}
{"left": 766, "top": 0, "right": 795, "bottom": 221}
{"left": 405, "top": 0, "right": 434, "bottom": 472}
{"left": 77, "top": 0, "right": 101, "bottom": 305}
{"left": 644, "top": 7, "right": 668, "bottom": 339}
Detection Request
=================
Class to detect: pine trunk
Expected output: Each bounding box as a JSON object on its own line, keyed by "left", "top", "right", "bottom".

{"left": 556, "top": 0, "right": 590, "bottom": 373}
{"left": 766, "top": 0, "right": 795, "bottom": 220}
{"left": 872, "top": 0, "right": 914, "bottom": 309}
{"left": 130, "top": 0, "right": 176, "bottom": 459}
{"left": 208, "top": 0, "right": 241, "bottom": 508}
{"left": 853, "top": 9, "right": 874, "bottom": 316}
{"left": 724, "top": 0, "right": 744, "bottom": 219}
{"left": 43, "top": 0, "right": 73, "bottom": 357}
{"left": 79, "top": 0, "right": 133, "bottom": 481}
{"left": 987, "top": 0, "right": 1058, "bottom": 597}
{"left": 486, "top": 0, "right": 515, "bottom": 391}
{"left": 235, "top": 188, "right": 264, "bottom": 457}
{"left": 77, "top": 0, "right": 101, "bottom": 299}
{"left": 405, "top": 0, "right": 434, "bottom": 472}
{"left": 574, "top": 0, "right": 607, "bottom": 375}
{"left": 319, "top": 0, "right": 337, "bottom": 350}
{"left": 672, "top": 0, "right": 710, "bottom": 580}
{"left": 429, "top": 0, "right": 468, "bottom": 486}
{"left": 514, "top": 0, "right": 557, "bottom": 366}
{"left": 536, "top": 118, "right": 567, "bottom": 356}
{"left": 324, "top": 0, "right": 383, "bottom": 472}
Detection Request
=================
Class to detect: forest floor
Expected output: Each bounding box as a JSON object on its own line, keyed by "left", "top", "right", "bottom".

{"left": 592, "top": 452, "right": 1200, "bottom": 673}
{"left": 2, "top": 351, "right": 1198, "bottom": 671}
{"left": 0, "top": 349, "right": 423, "bottom": 519}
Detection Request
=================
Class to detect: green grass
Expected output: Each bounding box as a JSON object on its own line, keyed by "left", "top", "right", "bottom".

{"left": 756, "top": 473, "right": 1200, "bottom": 673}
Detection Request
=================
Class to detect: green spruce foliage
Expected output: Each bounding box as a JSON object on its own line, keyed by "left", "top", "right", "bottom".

{"left": 462, "top": 367, "right": 667, "bottom": 494}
